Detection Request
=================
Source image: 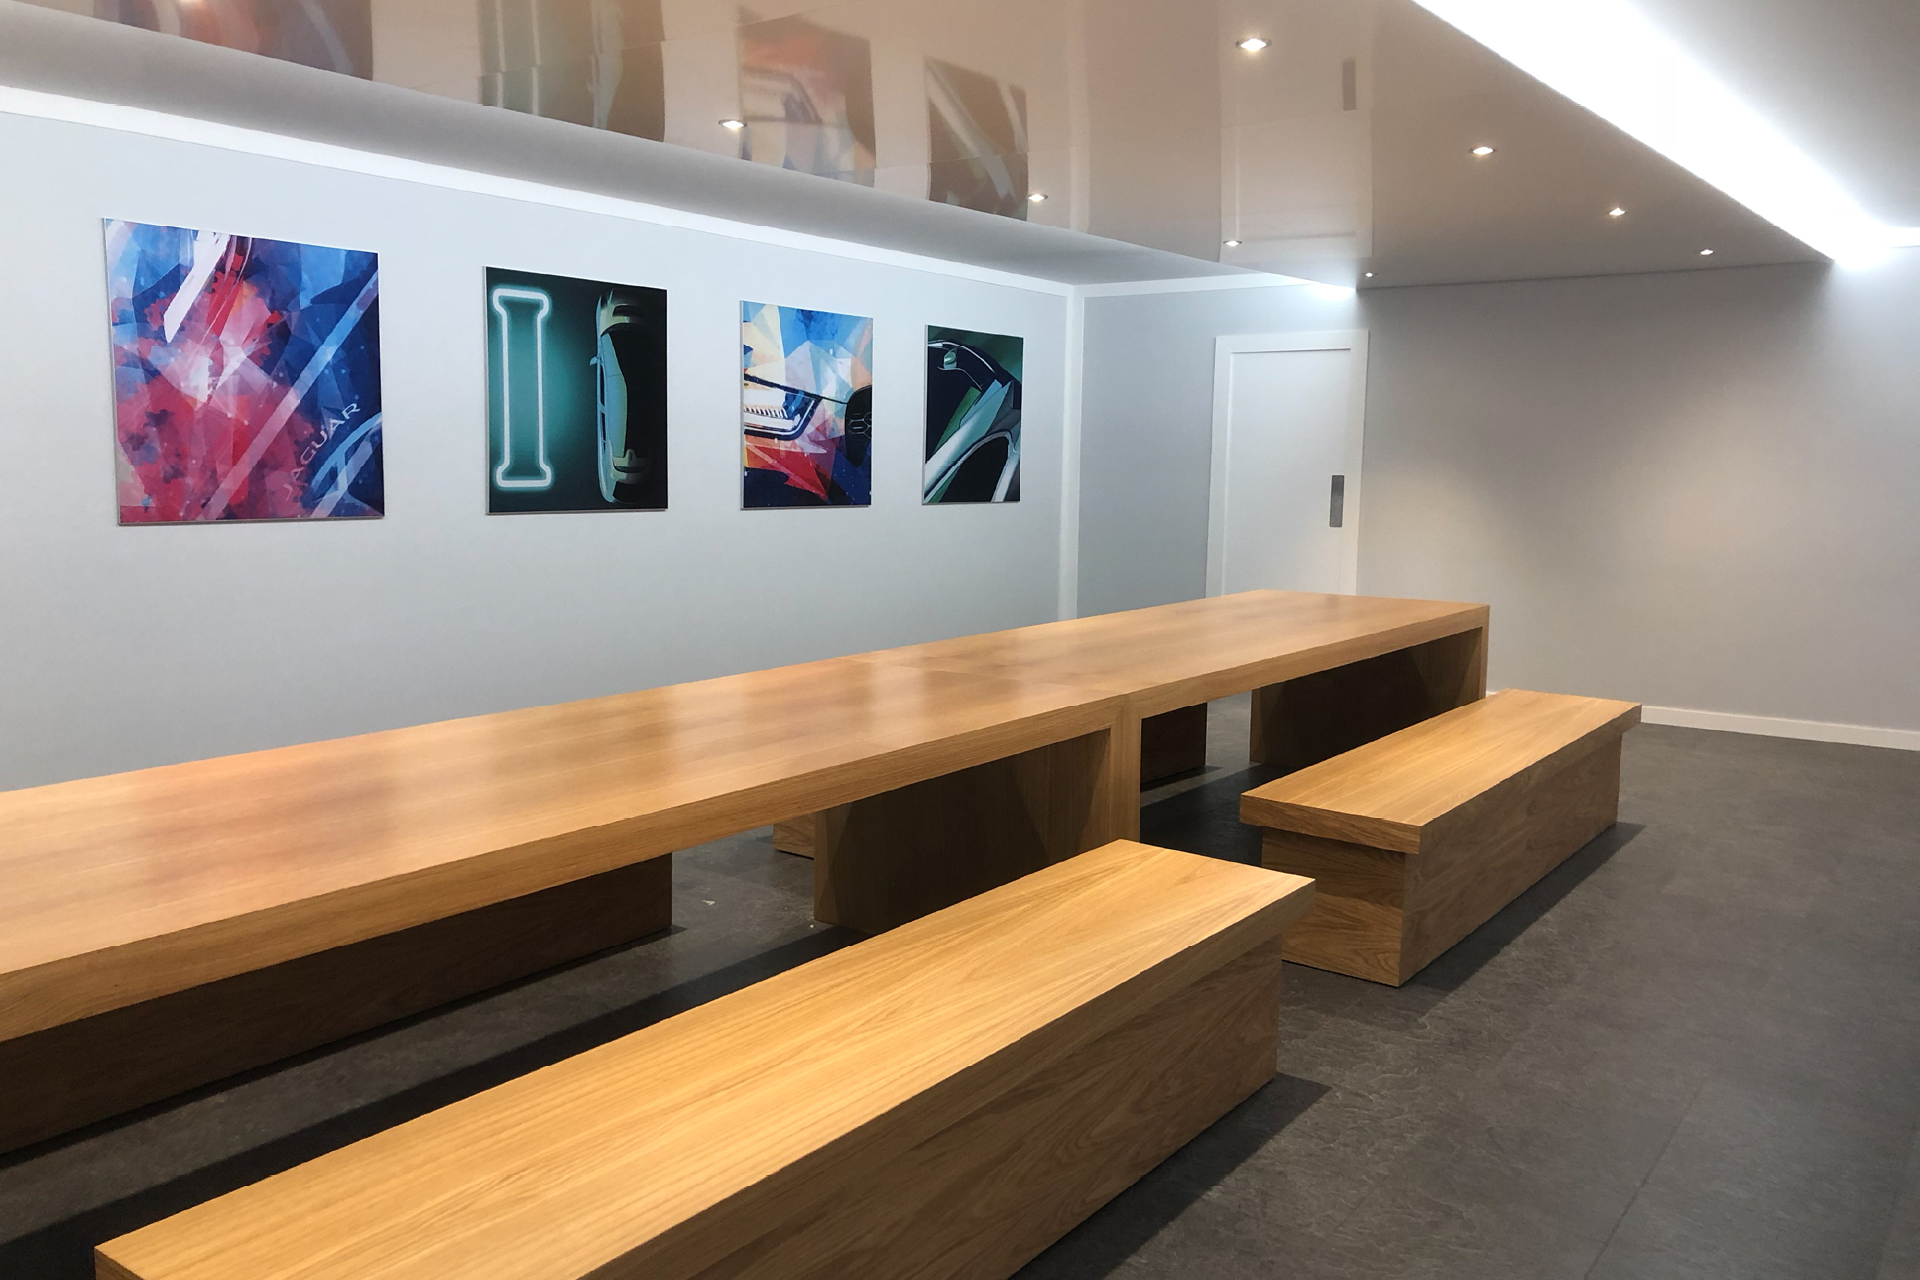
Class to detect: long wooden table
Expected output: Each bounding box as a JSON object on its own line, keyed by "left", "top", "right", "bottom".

{"left": 0, "top": 589, "right": 1485, "bottom": 1151}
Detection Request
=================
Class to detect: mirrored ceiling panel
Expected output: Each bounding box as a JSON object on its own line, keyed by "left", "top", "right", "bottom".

{"left": 15, "top": 0, "right": 1821, "bottom": 285}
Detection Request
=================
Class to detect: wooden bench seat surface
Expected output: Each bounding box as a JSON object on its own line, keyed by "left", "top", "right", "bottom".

{"left": 1240, "top": 689, "right": 1641, "bottom": 853}
{"left": 96, "top": 841, "right": 1314, "bottom": 1280}
{"left": 0, "top": 656, "right": 1119, "bottom": 1041}
{"left": 858, "top": 589, "right": 1489, "bottom": 716}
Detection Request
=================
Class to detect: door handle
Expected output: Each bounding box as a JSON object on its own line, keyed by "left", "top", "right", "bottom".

{"left": 1329, "top": 474, "right": 1345, "bottom": 528}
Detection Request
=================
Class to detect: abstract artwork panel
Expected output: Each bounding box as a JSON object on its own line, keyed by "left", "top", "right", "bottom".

{"left": 927, "top": 59, "right": 1030, "bottom": 218}
{"left": 742, "top": 303, "right": 873, "bottom": 508}
{"left": 486, "top": 267, "right": 668, "bottom": 513}
{"left": 925, "top": 327, "right": 1021, "bottom": 504}
{"left": 106, "top": 219, "right": 383, "bottom": 524}
{"left": 738, "top": 15, "right": 876, "bottom": 184}
{"left": 84, "top": 0, "right": 373, "bottom": 77}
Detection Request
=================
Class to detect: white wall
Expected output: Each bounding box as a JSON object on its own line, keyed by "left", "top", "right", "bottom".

{"left": 1076, "top": 284, "right": 1358, "bottom": 615}
{"left": 1077, "top": 260, "right": 1920, "bottom": 737}
{"left": 1359, "top": 259, "right": 1920, "bottom": 735}
{"left": 0, "top": 110, "right": 1068, "bottom": 789}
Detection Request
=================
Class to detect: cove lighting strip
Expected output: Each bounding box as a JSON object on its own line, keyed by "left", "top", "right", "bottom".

{"left": 1408, "top": 0, "right": 1910, "bottom": 265}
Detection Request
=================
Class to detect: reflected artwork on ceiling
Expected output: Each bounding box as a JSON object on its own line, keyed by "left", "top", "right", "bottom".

{"left": 925, "top": 327, "right": 1021, "bottom": 504}
{"left": 88, "top": 0, "right": 372, "bottom": 76}
{"left": 105, "top": 219, "right": 383, "bottom": 524}
{"left": 927, "top": 59, "right": 1030, "bottom": 217}
{"left": 741, "top": 302, "right": 873, "bottom": 509}
{"left": 486, "top": 267, "right": 669, "bottom": 514}
{"left": 738, "top": 14, "right": 876, "bottom": 184}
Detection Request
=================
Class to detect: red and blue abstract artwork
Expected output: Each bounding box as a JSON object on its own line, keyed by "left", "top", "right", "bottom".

{"left": 105, "top": 219, "right": 383, "bottom": 524}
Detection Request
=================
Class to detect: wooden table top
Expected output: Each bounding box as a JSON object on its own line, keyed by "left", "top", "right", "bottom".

{"left": 96, "top": 842, "right": 1315, "bottom": 1280}
{"left": 858, "top": 590, "right": 1488, "bottom": 716}
{"left": 0, "top": 656, "right": 1118, "bottom": 1040}
{"left": 1240, "top": 689, "right": 1641, "bottom": 853}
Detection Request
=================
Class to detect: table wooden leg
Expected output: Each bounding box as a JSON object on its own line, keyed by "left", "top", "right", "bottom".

{"left": 814, "top": 713, "right": 1138, "bottom": 934}
{"left": 1250, "top": 625, "right": 1489, "bottom": 773}
{"left": 1139, "top": 704, "right": 1209, "bottom": 786}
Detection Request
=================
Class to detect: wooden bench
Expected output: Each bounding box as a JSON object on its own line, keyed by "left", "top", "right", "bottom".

{"left": 1240, "top": 689, "right": 1639, "bottom": 986}
{"left": 95, "top": 841, "right": 1315, "bottom": 1280}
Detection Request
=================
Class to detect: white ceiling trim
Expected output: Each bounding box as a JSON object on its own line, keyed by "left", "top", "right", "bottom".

{"left": 1076, "top": 274, "right": 1321, "bottom": 298}
{"left": 0, "top": 85, "right": 1079, "bottom": 298}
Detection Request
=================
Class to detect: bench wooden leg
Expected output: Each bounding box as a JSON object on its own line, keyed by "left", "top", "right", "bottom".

{"left": 0, "top": 857, "right": 673, "bottom": 1154}
{"left": 812, "top": 716, "right": 1139, "bottom": 934}
{"left": 771, "top": 817, "right": 815, "bottom": 858}
{"left": 1250, "top": 624, "right": 1489, "bottom": 773}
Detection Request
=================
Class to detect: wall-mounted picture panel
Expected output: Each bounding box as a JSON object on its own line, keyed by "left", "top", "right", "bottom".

{"left": 742, "top": 302, "right": 873, "bottom": 508}
{"left": 924, "top": 326, "right": 1021, "bottom": 504}
{"left": 105, "top": 219, "right": 383, "bottom": 524}
{"left": 486, "top": 267, "right": 668, "bottom": 513}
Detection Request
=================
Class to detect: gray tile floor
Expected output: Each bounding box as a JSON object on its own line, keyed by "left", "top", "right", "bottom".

{"left": 3, "top": 696, "right": 1916, "bottom": 1279}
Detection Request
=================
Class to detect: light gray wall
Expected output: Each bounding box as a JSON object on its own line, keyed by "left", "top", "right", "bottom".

{"left": 1076, "top": 286, "right": 1358, "bottom": 614}
{"left": 0, "top": 110, "right": 1068, "bottom": 789}
{"left": 1078, "top": 258, "right": 1920, "bottom": 733}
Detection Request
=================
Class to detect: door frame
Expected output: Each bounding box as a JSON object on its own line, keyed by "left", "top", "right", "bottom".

{"left": 1206, "top": 330, "right": 1369, "bottom": 597}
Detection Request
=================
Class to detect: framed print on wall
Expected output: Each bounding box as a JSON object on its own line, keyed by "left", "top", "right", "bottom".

{"left": 105, "top": 219, "right": 383, "bottom": 523}
{"left": 924, "top": 326, "right": 1021, "bottom": 504}
{"left": 486, "top": 267, "right": 669, "bottom": 513}
{"left": 741, "top": 302, "right": 873, "bottom": 508}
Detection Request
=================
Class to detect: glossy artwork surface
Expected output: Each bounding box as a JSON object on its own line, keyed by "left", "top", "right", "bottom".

{"left": 741, "top": 301, "right": 874, "bottom": 508}
{"left": 486, "top": 266, "right": 668, "bottom": 513}
{"left": 105, "top": 218, "right": 383, "bottom": 523}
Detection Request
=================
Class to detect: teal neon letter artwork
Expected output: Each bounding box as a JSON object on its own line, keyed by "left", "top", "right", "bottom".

{"left": 492, "top": 286, "right": 555, "bottom": 490}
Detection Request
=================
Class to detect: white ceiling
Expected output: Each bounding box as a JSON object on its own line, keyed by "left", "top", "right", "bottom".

{"left": 0, "top": 0, "right": 1911, "bottom": 286}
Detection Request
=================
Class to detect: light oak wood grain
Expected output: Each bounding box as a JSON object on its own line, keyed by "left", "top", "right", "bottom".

{"left": 1244, "top": 689, "right": 1637, "bottom": 985}
{"left": 96, "top": 842, "right": 1315, "bottom": 1280}
{"left": 1241, "top": 689, "right": 1640, "bottom": 853}
{"left": 2, "top": 858, "right": 671, "bottom": 1154}
{"left": 0, "top": 657, "right": 1120, "bottom": 1041}
{"left": 858, "top": 589, "right": 1489, "bottom": 719}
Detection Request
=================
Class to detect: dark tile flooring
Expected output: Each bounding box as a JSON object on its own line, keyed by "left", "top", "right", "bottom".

{"left": 3, "top": 697, "right": 1916, "bottom": 1279}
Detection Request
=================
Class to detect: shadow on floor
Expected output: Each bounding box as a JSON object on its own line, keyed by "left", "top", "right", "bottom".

{"left": 1138, "top": 764, "right": 1287, "bottom": 866}
{"left": 0, "top": 928, "right": 860, "bottom": 1280}
{"left": 1019, "top": 1072, "right": 1334, "bottom": 1279}
{"left": 1413, "top": 821, "right": 1645, "bottom": 993}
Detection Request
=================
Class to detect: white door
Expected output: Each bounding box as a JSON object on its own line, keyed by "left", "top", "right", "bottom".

{"left": 1207, "top": 332, "right": 1367, "bottom": 596}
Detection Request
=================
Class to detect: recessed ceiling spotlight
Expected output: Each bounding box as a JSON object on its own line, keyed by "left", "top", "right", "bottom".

{"left": 1237, "top": 36, "right": 1270, "bottom": 52}
{"left": 1365, "top": 271, "right": 1375, "bottom": 277}
{"left": 1027, "top": 192, "right": 1048, "bottom": 203}
{"left": 1608, "top": 207, "right": 1627, "bottom": 218}
{"left": 1471, "top": 145, "right": 1496, "bottom": 157}
{"left": 1699, "top": 248, "right": 1715, "bottom": 255}
{"left": 1224, "top": 239, "right": 1242, "bottom": 247}
{"left": 719, "top": 118, "right": 745, "bottom": 130}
